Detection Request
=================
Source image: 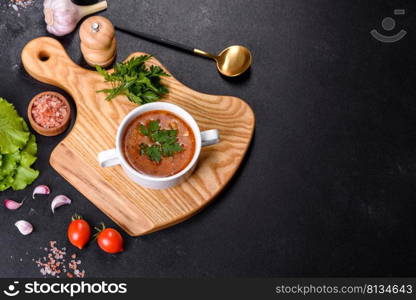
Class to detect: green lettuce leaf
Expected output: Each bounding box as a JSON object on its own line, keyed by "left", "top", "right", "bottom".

{"left": 0, "top": 152, "right": 20, "bottom": 179}
{"left": 23, "top": 134, "right": 37, "bottom": 156}
{"left": 0, "top": 98, "right": 39, "bottom": 191}
{"left": 0, "top": 98, "right": 30, "bottom": 154}
{"left": 10, "top": 166, "right": 39, "bottom": 191}
{"left": 20, "top": 135, "right": 37, "bottom": 167}
{"left": 0, "top": 174, "right": 15, "bottom": 191}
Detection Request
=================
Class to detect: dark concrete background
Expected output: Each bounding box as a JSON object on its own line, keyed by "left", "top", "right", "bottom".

{"left": 1, "top": 0, "right": 416, "bottom": 277}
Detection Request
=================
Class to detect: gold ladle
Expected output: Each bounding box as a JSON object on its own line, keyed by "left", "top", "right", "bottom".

{"left": 115, "top": 26, "right": 253, "bottom": 77}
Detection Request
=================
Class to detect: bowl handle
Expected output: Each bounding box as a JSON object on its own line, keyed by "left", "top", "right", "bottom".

{"left": 201, "top": 129, "right": 220, "bottom": 147}
{"left": 98, "top": 149, "right": 121, "bottom": 168}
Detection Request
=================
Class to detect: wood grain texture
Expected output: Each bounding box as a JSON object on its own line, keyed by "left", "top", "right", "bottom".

{"left": 22, "top": 37, "right": 255, "bottom": 236}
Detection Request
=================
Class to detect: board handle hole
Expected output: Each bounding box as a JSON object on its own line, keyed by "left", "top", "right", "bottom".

{"left": 38, "top": 51, "right": 50, "bottom": 62}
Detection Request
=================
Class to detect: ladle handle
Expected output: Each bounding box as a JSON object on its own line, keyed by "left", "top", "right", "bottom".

{"left": 115, "top": 25, "right": 195, "bottom": 54}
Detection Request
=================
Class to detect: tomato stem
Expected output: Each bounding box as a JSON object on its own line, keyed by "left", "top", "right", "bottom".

{"left": 71, "top": 213, "right": 83, "bottom": 221}
{"left": 93, "top": 222, "right": 106, "bottom": 239}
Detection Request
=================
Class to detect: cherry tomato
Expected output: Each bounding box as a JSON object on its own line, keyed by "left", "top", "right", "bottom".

{"left": 95, "top": 224, "right": 124, "bottom": 254}
{"left": 67, "top": 214, "right": 91, "bottom": 250}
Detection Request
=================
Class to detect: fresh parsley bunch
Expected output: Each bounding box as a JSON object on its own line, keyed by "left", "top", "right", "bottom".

{"left": 139, "top": 120, "right": 183, "bottom": 163}
{"left": 96, "top": 55, "right": 170, "bottom": 104}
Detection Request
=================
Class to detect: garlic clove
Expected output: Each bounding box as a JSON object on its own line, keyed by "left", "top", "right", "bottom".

{"left": 15, "top": 220, "right": 34, "bottom": 235}
{"left": 33, "top": 185, "right": 51, "bottom": 199}
{"left": 4, "top": 199, "right": 24, "bottom": 211}
{"left": 51, "top": 195, "right": 72, "bottom": 214}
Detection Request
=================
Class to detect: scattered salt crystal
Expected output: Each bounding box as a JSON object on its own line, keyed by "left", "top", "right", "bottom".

{"left": 34, "top": 241, "right": 86, "bottom": 278}
{"left": 12, "top": 4, "right": 18, "bottom": 11}
{"left": 9, "top": 0, "right": 34, "bottom": 9}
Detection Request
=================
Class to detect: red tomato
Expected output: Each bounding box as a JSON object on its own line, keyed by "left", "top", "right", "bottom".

{"left": 96, "top": 226, "right": 124, "bottom": 254}
{"left": 67, "top": 215, "right": 91, "bottom": 250}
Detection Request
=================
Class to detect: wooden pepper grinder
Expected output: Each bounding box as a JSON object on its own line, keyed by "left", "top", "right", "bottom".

{"left": 79, "top": 16, "right": 116, "bottom": 67}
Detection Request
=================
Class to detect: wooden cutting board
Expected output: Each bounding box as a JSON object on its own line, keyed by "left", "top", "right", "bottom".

{"left": 22, "top": 37, "right": 255, "bottom": 236}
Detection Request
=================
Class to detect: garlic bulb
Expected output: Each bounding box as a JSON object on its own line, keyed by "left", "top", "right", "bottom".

{"left": 44, "top": 0, "right": 108, "bottom": 36}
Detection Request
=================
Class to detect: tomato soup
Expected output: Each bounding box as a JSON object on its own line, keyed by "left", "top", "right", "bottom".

{"left": 122, "top": 110, "right": 196, "bottom": 177}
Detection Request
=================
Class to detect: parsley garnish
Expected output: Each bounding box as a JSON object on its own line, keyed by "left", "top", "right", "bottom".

{"left": 96, "top": 56, "right": 170, "bottom": 104}
{"left": 139, "top": 120, "right": 183, "bottom": 163}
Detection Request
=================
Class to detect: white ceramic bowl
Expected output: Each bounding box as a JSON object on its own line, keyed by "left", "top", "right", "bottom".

{"left": 98, "top": 102, "right": 220, "bottom": 189}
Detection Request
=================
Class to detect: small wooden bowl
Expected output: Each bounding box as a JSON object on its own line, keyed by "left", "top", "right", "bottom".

{"left": 27, "top": 91, "right": 71, "bottom": 137}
